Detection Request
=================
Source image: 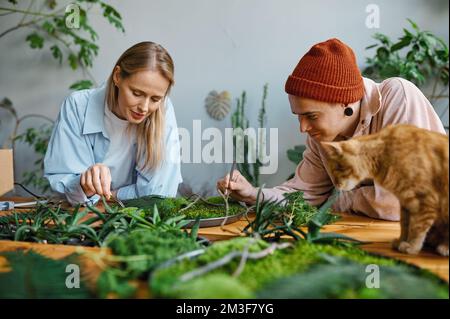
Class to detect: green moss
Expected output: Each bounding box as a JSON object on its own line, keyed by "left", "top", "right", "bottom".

{"left": 107, "top": 228, "right": 200, "bottom": 276}
{"left": 171, "top": 274, "right": 254, "bottom": 299}
{"left": 149, "top": 238, "right": 448, "bottom": 299}
{"left": 123, "top": 196, "right": 245, "bottom": 220}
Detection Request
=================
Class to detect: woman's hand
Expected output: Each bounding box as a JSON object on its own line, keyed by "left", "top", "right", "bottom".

{"left": 216, "top": 170, "right": 258, "bottom": 204}
{"left": 80, "top": 163, "right": 112, "bottom": 199}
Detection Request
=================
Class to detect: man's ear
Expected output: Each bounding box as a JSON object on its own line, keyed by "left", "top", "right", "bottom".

{"left": 321, "top": 141, "right": 343, "bottom": 157}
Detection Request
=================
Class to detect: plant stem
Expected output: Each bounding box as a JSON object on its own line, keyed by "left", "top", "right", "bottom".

{"left": 179, "top": 242, "right": 291, "bottom": 282}
{"left": 0, "top": 6, "right": 65, "bottom": 38}
{"left": 0, "top": 6, "right": 59, "bottom": 18}
{"left": 6, "top": 113, "right": 54, "bottom": 149}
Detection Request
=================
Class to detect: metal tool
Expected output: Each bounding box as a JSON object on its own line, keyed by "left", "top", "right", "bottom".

{"left": 224, "top": 160, "right": 236, "bottom": 196}
{"left": 0, "top": 200, "right": 48, "bottom": 211}
{"left": 114, "top": 197, "right": 125, "bottom": 208}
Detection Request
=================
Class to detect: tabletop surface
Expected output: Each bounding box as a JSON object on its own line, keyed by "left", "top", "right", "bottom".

{"left": 1, "top": 197, "right": 448, "bottom": 283}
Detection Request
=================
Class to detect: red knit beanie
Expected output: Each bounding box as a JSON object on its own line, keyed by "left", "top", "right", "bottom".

{"left": 285, "top": 38, "right": 364, "bottom": 104}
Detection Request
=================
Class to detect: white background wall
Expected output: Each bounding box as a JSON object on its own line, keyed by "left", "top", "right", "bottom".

{"left": 1, "top": 0, "right": 448, "bottom": 196}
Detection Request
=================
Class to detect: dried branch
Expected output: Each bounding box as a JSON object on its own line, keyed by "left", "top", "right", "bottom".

{"left": 179, "top": 242, "right": 292, "bottom": 282}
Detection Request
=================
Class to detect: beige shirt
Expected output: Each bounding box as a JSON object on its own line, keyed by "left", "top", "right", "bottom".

{"left": 262, "top": 77, "right": 446, "bottom": 221}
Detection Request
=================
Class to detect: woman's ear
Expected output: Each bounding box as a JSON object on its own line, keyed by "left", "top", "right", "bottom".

{"left": 112, "top": 66, "right": 121, "bottom": 86}
{"left": 321, "top": 141, "right": 343, "bottom": 157}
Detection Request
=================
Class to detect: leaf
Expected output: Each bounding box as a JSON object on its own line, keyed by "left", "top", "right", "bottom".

{"left": 26, "top": 32, "right": 44, "bottom": 49}
{"left": 46, "top": 0, "right": 57, "bottom": 10}
{"left": 50, "top": 45, "right": 63, "bottom": 64}
{"left": 287, "top": 145, "right": 306, "bottom": 164}
{"left": 69, "top": 80, "right": 93, "bottom": 90}
{"left": 365, "top": 43, "right": 378, "bottom": 50}
{"left": 68, "top": 53, "right": 78, "bottom": 70}
{"left": 100, "top": 3, "right": 125, "bottom": 32}
{"left": 190, "top": 217, "right": 201, "bottom": 240}
{"left": 0, "top": 97, "right": 16, "bottom": 118}
{"left": 308, "top": 232, "right": 365, "bottom": 244}
{"left": 407, "top": 18, "right": 419, "bottom": 32}
{"left": 391, "top": 37, "right": 412, "bottom": 52}
{"left": 376, "top": 47, "right": 390, "bottom": 61}
{"left": 42, "top": 21, "right": 55, "bottom": 34}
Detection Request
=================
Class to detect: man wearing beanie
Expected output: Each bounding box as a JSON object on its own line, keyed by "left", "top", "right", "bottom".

{"left": 217, "top": 38, "right": 445, "bottom": 221}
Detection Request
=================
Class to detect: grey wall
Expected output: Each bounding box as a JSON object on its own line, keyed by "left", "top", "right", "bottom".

{"left": 1, "top": 0, "right": 448, "bottom": 196}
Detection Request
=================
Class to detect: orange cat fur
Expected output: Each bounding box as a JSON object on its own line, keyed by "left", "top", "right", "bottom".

{"left": 321, "top": 124, "right": 449, "bottom": 256}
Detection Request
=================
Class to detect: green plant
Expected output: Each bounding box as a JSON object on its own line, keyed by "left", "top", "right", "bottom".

{"left": 231, "top": 83, "right": 269, "bottom": 187}
{"left": 0, "top": 0, "right": 125, "bottom": 193}
{"left": 363, "top": 18, "right": 449, "bottom": 128}
{"left": 0, "top": 197, "right": 190, "bottom": 246}
{"left": 149, "top": 237, "right": 448, "bottom": 299}
{"left": 256, "top": 254, "right": 449, "bottom": 299}
{"left": 243, "top": 189, "right": 352, "bottom": 244}
{"left": 123, "top": 195, "right": 247, "bottom": 220}
{"left": 95, "top": 207, "right": 203, "bottom": 298}
{"left": 13, "top": 124, "right": 54, "bottom": 192}
{"left": 286, "top": 144, "right": 306, "bottom": 180}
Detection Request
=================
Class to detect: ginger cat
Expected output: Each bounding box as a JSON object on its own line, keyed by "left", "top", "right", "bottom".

{"left": 321, "top": 124, "right": 449, "bottom": 256}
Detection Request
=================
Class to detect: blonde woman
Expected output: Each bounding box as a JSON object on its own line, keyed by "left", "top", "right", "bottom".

{"left": 44, "top": 42, "right": 182, "bottom": 205}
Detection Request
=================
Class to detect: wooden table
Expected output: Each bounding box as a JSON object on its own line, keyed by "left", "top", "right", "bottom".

{"left": 1, "top": 197, "right": 448, "bottom": 282}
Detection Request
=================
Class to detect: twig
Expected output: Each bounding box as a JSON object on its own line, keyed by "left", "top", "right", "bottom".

{"left": 232, "top": 238, "right": 254, "bottom": 277}
{"left": 18, "top": 0, "right": 36, "bottom": 25}
{"left": 217, "top": 188, "right": 230, "bottom": 229}
{"left": 0, "top": 6, "right": 65, "bottom": 38}
{"left": 179, "top": 242, "right": 292, "bottom": 282}
{"left": 0, "top": 6, "right": 61, "bottom": 18}
{"left": 178, "top": 195, "right": 201, "bottom": 213}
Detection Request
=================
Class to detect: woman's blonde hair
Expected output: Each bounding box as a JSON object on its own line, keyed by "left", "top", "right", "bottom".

{"left": 105, "top": 41, "right": 174, "bottom": 172}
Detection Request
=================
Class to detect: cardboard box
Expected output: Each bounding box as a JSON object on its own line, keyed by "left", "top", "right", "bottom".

{"left": 0, "top": 149, "right": 14, "bottom": 196}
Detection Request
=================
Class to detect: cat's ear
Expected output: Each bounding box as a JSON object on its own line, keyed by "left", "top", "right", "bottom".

{"left": 321, "top": 141, "right": 344, "bottom": 157}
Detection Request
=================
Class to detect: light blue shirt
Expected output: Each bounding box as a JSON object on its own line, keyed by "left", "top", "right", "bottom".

{"left": 44, "top": 84, "right": 183, "bottom": 205}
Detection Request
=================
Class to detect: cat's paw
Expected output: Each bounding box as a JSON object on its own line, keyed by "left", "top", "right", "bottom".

{"left": 391, "top": 238, "right": 401, "bottom": 250}
{"left": 436, "top": 244, "right": 449, "bottom": 257}
{"left": 397, "top": 241, "right": 421, "bottom": 255}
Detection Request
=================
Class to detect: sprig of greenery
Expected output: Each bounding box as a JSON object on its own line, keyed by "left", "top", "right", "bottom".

{"left": 243, "top": 189, "right": 360, "bottom": 245}
{"left": 0, "top": 0, "right": 125, "bottom": 193}
{"left": 363, "top": 19, "right": 448, "bottom": 106}
{"left": 0, "top": 197, "right": 196, "bottom": 246}
{"left": 231, "top": 84, "right": 269, "bottom": 187}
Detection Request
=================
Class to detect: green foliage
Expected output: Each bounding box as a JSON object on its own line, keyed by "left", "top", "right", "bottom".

{"left": 149, "top": 237, "right": 447, "bottom": 299}
{"left": 256, "top": 254, "right": 449, "bottom": 299}
{"left": 107, "top": 228, "right": 201, "bottom": 277}
{"left": 0, "top": 0, "right": 125, "bottom": 193}
{"left": 243, "top": 189, "right": 349, "bottom": 244}
{"left": 0, "top": 251, "right": 92, "bottom": 298}
{"left": 123, "top": 195, "right": 246, "bottom": 220}
{"left": 363, "top": 19, "right": 449, "bottom": 104}
{"left": 69, "top": 79, "right": 94, "bottom": 90}
{"left": 0, "top": 198, "right": 191, "bottom": 246}
{"left": 97, "top": 224, "right": 203, "bottom": 298}
{"left": 172, "top": 274, "right": 253, "bottom": 299}
{"left": 286, "top": 144, "right": 306, "bottom": 180}
{"left": 231, "top": 84, "right": 269, "bottom": 187}
{"left": 26, "top": 32, "right": 44, "bottom": 49}
{"left": 13, "top": 125, "right": 53, "bottom": 192}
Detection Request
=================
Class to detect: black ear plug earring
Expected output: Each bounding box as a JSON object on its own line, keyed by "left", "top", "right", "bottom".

{"left": 344, "top": 105, "right": 353, "bottom": 116}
